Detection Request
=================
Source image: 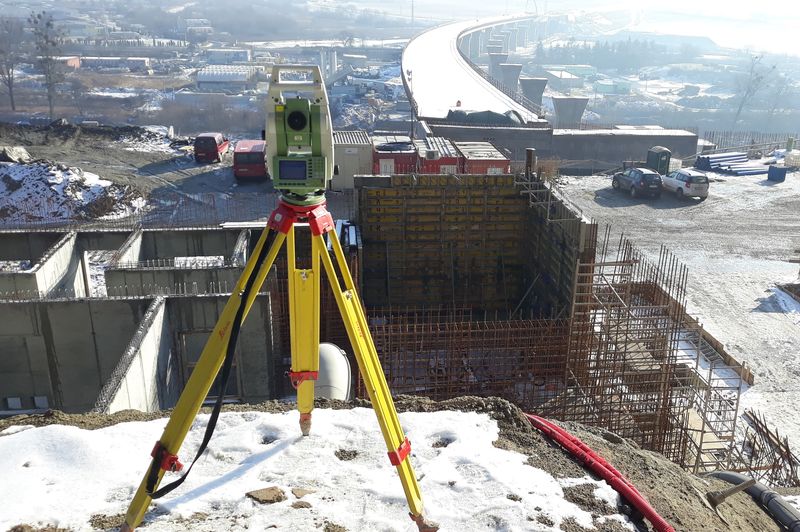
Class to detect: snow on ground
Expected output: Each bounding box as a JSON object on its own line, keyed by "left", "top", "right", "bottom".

{"left": 0, "top": 409, "right": 634, "bottom": 531}
{"left": 120, "top": 127, "right": 187, "bottom": 155}
{"left": 87, "top": 88, "right": 140, "bottom": 99}
{"left": 560, "top": 169, "right": 800, "bottom": 447}
{"left": 0, "top": 260, "right": 32, "bottom": 272}
{"left": 173, "top": 255, "right": 225, "bottom": 268}
{"left": 0, "top": 162, "right": 146, "bottom": 223}
{"left": 87, "top": 250, "right": 115, "bottom": 297}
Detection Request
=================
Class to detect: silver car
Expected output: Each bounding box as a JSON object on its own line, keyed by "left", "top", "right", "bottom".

{"left": 662, "top": 168, "right": 709, "bottom": 200}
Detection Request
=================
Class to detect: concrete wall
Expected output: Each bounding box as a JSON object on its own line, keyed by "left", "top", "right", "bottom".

{"left": 139, "top": 229, "right": 243, "bottom": 260}
{"left": 95, "top": 297, "right": 179, "bottom": 413}
{"left": 0, "top": 233, "right": 85, "bottom": 297}
{"left": 428, "top": 123, "right": 698, "bottom": 171}
{"left": 34, "top": 233, "right": 85, "bottom": 297}
{"left": 104, "top": 266, "right": 243, "bottom": 296}
{"left": 167, "top": 294, "right": 276, "bottom": 404}
{"left": 114, "top": 229, "right": 143, "bottom": 265}
{"left": 77, "top": 231, "right": 132, "bottom": 252}
{"left": 0, "top": 232, "right": 61, "bottom": 261}
{"left": 0, "top": 299, "right": 150, "bottom": 412}
{"left": 551, "top": 130, "right": 699, "bottom": 172}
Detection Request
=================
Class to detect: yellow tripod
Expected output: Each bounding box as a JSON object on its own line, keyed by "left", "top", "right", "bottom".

{"left": 121, "top": 198, "right": 437, "bottom": 531}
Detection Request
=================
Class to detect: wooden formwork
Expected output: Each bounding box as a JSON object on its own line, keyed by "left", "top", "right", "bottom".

{"left": 357, "top": 174, "right": 528, "bottom": 311}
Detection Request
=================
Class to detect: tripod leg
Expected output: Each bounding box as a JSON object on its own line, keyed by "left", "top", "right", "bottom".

{"left": 121, "top": 225, "right": 286, "bottom": 531}
{"left": 314, "top": 231, "right": 437, "bottom": 530}
{"left": 287, "top": 227, "right": 320, "bottom": 435}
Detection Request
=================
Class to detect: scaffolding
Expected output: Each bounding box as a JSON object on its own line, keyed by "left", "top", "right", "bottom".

{"left": 304, "top": 175, "right": 765, "bottom": 479}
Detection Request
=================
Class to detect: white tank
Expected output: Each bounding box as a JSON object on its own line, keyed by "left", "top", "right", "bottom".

{"left": 316, "top": 343, "right": 352, "bottom": 401}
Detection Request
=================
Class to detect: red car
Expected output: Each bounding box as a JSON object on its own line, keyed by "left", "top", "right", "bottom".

{"left": 194, "top": 132, "right": 229, "bottom": 163}
{"left": 233, "top": 140, "right": 267, "bottom": 180}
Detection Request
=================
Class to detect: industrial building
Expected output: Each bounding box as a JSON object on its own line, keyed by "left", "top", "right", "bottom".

{"left": 195, "top": 65, "right": 260, "bottom": 91}
{"left": 204, "top": 48, "right": 252, "bottom": 64}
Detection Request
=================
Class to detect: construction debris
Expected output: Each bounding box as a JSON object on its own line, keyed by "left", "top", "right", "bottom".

{"left": 0, "top": 146, "right": 32, "bottom": 163}
{"left": 246, "top": 486, "right": 287, "bottom": 504}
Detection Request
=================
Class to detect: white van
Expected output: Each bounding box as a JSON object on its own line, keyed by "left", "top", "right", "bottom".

{"left": 662, "top": 168, "right": 709, "bottom": 200}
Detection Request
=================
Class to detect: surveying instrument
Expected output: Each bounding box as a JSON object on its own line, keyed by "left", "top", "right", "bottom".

{"left": 120, "top": 65, "right": 437, "bottom": 531}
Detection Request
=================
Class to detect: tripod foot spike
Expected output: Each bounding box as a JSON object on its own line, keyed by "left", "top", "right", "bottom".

{"left": 410, "top": 512, "right": 439, "bottom": 532}
{"left": 300, "top": 413, "right": 312, "bottom": 436}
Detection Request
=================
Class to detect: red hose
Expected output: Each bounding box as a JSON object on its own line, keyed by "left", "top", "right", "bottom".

{"left": 525, "top": 413, "right": 675, "bottom": 532}
{"left": 529, "top": 415, "right": 638, "bottom": 493}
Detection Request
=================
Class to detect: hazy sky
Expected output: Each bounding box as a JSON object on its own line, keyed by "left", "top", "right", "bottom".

{"left": 346, "top": 0, "right": 797, "bottom": 55}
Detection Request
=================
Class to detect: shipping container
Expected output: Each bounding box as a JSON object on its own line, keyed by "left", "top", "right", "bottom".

{"left": 372, "top": 134, "right": 417, "bottom": 175}
{"left": 413, "top": 136, "right": 462, "bottom": 174}
{"left": 454, "top": 141, "right": 510, "bottom": 174}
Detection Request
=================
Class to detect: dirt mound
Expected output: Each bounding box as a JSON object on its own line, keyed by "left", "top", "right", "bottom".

{"left": 0, "top": 396, "right": 783, "bottom": 532}
{"left": 0, "top": 161, "right": 146, "bottom": 223}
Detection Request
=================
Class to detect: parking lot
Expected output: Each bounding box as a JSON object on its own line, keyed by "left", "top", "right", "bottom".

{"left": 561, "top": 170, "right": 800, "bottom": 441}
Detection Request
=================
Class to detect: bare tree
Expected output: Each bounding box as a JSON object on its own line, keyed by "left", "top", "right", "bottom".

{"left": 767, "top": 75, "right": 791, "bottom": 119}
{"left": 732, "top": 54, "right": 775, "bottom": 128}
{"left": 69, "top": 77, "right": 87, "bottom": 116}
{"left": 0, "top": 17, "right": 25, "bottom": 111}
{"left": 29, "top": 11, "right": 66, "bottom": 119}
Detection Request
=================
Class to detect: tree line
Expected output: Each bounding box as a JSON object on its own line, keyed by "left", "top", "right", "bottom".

{"left": 534, "top": 39, "right": 697, "bottom": 72}
{"left": 0, "top": 11, "right": 66, "bottom": 118}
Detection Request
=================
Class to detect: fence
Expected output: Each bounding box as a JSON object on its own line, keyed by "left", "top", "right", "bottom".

{"left": 700, "top": 130, "right": 798, "bottom": 152}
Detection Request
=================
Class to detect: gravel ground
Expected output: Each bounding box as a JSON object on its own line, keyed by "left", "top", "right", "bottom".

{"left": 0, "top": 123, "right": 356, "bottom": 225}
{"left": 0, "top": 396, "right": 782, "bottom": 532}
{"left": 559, "top": 171, "right": 800, "bottom": 445}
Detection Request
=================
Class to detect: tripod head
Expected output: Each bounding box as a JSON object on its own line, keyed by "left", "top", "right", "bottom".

{"left": 266, "top": 65, "right": 335, "bottom": 206}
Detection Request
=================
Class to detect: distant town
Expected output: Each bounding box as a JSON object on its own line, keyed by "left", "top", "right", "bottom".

{"left": 0, "top": 0, "right": 798, "bottom": 138}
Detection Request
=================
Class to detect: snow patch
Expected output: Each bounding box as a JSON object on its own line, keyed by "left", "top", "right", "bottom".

{"left": 0, "top": 409, "right": 637, "bottom": 531}
{"left": 0, "top": 162, "right": 146, "bottom": 223}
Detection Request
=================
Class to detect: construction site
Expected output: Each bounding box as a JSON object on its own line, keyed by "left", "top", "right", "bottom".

{"left": 2, "top": 11, "right": 800, "bottom": 532}
{"left": 4, "top": 161, "right": 795, "bottom": 487}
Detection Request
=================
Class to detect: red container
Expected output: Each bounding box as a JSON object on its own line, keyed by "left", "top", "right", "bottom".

{"left": 372, "top": 135, "right": 417, "bottom": 174}
{"left": 454, "top": 141, "right": 511, "bottom": 174}
{"left": 414, "top": 137, "right": 462, "bottom": 174}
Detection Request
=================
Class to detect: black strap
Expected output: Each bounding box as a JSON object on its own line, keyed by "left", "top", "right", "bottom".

{"left": 146, "top": 228, "right": 276, "bottom": 499}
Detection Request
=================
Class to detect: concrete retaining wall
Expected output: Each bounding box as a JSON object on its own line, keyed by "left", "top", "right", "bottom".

{"left": 140, "top": 229, "right": 243, "bottom": 259}
{"left": 551, "top": 130, "right": 699, "bottom": 172}
{"left": 167, "top": 294, "right": 276, "bottom": 404}
{"left": 0, "top": 299, "right": 150, "bottom": 412}
{"left": 104, "top": 267, "right": 243, "bottom": 296}
{"left": 77, "top": 231, "right": 132, "bottom": 252}
{"left": 0, "top": 233, "right": 85, "bottom": 297}
{"left": 95, "top": 297, "right": 179, "bottom": 413}
{"left": 0, "top": 232, "right": 61, "bottom": 261}
{"left": 114, "top": 228, "right": 143, "bottom": 265}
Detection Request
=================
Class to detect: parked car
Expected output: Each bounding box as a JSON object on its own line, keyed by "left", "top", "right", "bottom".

{"left": 194, "top": 132, "right": 229, "bottom": 163}
{"left": 612, "top": 167, "right": 662, "bottom": 198}
{"left": 662, "top": 168, "right": 709, "bottom": 200}
{"left": 233, "top": 140, "right": 267, "bottom": 180}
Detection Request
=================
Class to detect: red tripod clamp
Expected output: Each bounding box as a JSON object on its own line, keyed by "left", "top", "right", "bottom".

{"left": 151, "top": 441, "right": 184, "bottom": 473}
{"left": 288, "top": 370, "right": 319, "bottom": 389}
{"left": 388, "top": 437, "right": 412, "bottom": 466}
{"left": 268, "top": 200, "right": 334, "bottom": 236}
